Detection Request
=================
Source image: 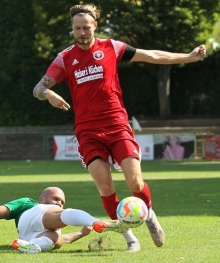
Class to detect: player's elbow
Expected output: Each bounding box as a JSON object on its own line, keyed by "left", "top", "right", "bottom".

{"left": 33, "top": 86, "right": 38, "bottom": 98}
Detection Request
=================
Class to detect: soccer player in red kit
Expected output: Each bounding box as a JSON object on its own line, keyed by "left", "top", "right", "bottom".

{"left": 33, "top": 4, "right": 206, "bottom": 252}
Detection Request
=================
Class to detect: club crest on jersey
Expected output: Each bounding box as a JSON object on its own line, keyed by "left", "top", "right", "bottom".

{"left": 93, "top": 51, "right": 104, "bottom": 60}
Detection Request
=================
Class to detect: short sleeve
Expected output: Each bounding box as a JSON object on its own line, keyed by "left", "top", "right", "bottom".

{"left": 46, "top": 53, "right": 68, "bottom": 84}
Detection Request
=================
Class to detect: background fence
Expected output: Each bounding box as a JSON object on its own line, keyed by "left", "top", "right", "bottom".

{"left": 1, "top": 123, "right": 220, "bottom": 160}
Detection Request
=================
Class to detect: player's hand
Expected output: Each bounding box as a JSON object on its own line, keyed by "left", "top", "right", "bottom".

{"left": 189, "top": 45, "right": 206, "bottom": 62}
{"left": 81, "top": 226, "right": 93, "bottom": 236}
{"left": 47, "top": 91, "right": 71, "bottom": 111}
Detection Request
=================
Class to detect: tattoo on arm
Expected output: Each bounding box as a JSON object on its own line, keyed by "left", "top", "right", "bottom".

{"left": 33, "top": 75, "right": 56, "bottom": 100}
{"left": 42, "top": 76, "right": 56, "bottom": 88}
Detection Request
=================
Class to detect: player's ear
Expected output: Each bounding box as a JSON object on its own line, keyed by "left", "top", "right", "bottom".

{"left": 39, "top": 196, "right": 45, "bottom": 204}
{"left": 94, "top": 21, "right": 98, "bottom": 30}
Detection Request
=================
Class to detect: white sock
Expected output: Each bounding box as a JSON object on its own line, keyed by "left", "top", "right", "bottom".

{"left": 29, "top": 236, "right": 54, "bottom": 252}
{"left": 121, "top": 229, "right": 139, "bottom": 243}
{"left": 146, "top": 207, "right": 153, "bottom": 221}
{"left": 60, "top": 208, "right": 99, "bottom": 226}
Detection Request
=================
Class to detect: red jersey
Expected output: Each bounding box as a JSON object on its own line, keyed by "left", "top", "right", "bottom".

{"left": 46, "top": 38, "right": 129, "bottom": 132}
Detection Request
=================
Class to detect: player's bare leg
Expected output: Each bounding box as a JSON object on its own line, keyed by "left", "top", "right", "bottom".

{"left": 88, "top": 158, "right": 116, "bottom": 196}
{"left": 42, "top": 206, "right": 66, "bottom": 231}
{"left": 88, "top": 158, "right": 140, "bottom": 252}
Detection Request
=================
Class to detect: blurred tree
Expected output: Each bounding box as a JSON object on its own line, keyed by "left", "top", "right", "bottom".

{"left": 0, "top": 0, "right": 76, "bottom": 126}
{"left": 97, "top": 0, "right": 220, "bottom": 118}
{"left": 213, "top": 20, "right": 220, "bottom": 44}
{"left": 0, "top": 0, "right": 37, "bottom": 125}
{"left": 32, "top": 0, "right": 72, "bottom": 60}
{"left": 209, "top": 19, "right": 220, "bottom": 53}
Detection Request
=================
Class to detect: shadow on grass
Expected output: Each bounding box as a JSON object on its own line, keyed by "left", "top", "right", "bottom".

{"left": 1, "top": 178, "right": 220, "bottom": 217}
{"left": 0, "top": 236, "right": 114, "bottom": 254}
{"left": 0, "top": 245, "right": 12, "bottom": 250}
{"left": 0, "top": 246, "right": 114, "bottom": 254}
{"left": 51, "top": 251, "right": 114, "bottom": 256}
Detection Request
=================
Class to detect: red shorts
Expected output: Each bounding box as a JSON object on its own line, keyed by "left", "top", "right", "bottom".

{"left": 76, "top": 123, "right": 141, "bottom": 170}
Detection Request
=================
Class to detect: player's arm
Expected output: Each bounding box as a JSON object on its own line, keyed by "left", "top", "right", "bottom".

{"left": 61, "top": 226, "right": 93, "bottom": 244}
{"left": 33, "top": 75, "right": 70, "bottom": 111}
{"left": 33, "top": 75, "right": 56, "bottom": 100}
{"left": 0, "top": 205, "right": 10, "bottom": 220}
{"left": 130, "top": 45, "right": 206, "bottom": 64}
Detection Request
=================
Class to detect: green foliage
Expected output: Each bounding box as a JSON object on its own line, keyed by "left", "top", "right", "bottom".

{"left": 0, "top": 0, "right": 36, "bottom": 125}
{"left": 0, "top": 1, "right": 75, "bottom": 126}
{"left": 32, "top": 0, "right": 74, "bottom": 60}
{"left": 212, "top": 19, "right": 220, "bottom": 48}
{"left": 98, "top": 0, "right": 220, "bottom": 52}
{"left": 171, "top": 49, "right": 220, "bottom": 116}
{"left": 119, "top": 63, "right": 159, "bottom": 117}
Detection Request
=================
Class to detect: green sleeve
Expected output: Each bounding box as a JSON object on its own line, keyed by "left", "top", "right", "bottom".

{"left": 4, "top": 197, "right": 38, "bottom": 228}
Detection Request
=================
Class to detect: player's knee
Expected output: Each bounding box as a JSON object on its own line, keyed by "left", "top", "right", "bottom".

{"left": 36, "top": 231, "right": 61, "bottom": 251}
{"left": 128, "top": 180, "right": 144, "bottom": 192}
{"left": 45, "top": 231, "right": 60, "bottom": 243}
{"left": 54, "top": 235, "right": 63, "bottom": 249}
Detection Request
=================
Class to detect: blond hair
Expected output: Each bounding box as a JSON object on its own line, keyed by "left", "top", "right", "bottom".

{"left": 70, "top": 4, "right": 100, "bottom": 21}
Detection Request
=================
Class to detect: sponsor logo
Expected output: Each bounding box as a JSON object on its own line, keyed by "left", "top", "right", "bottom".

{"left": 76, "top": 74, "right": 103, "bottom": 84}
{"left": 72, "top": 59, "right": 79, "bottom": 65}
{"left": 93, "top": 51, "right": 104, "bottom": 60}
{"left": 121, "top": 219, "right": 140, "bottom": 224}
{"left": 74, "top": 64, "right": 104, "bottom": 84}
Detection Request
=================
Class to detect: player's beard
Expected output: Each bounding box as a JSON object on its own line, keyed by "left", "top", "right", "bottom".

{"left": 75, "top": 36, "right": 94, "bottom": 47}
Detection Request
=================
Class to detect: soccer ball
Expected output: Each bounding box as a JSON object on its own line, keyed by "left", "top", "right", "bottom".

{"left": 116, "top": 196, "right": 148, "bottom": 228}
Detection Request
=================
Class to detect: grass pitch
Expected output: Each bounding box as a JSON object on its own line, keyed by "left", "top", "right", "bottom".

{"left": 0, "top": 160, "right": 220, "bottom": 263}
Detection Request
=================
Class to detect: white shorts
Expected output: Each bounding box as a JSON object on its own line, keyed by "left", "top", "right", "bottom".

{"left": 18, "top": 204, "right": 61, "bottom": 241}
